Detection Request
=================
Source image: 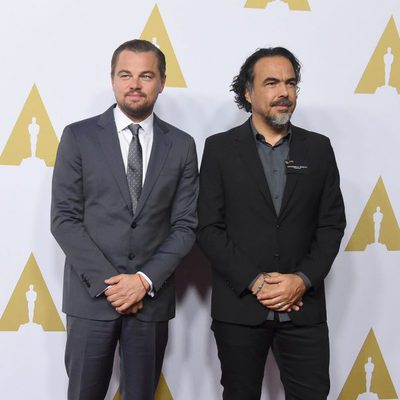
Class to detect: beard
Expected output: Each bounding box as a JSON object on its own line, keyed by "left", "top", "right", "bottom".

{"left": 266, "top": 98, "right": 294, "bottom": 130}
{"left": 118, "top": 92, "right": 156, "bottom": 121}
{"left": 266, "top": 112, "right": 292, "bottom": 130}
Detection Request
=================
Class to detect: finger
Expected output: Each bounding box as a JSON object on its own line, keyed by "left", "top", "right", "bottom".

{"left": 264, "top": 276, "right": 283, "bottom": 285}
{"left": 105, "top": 275, "right": 122, "bottom": 285}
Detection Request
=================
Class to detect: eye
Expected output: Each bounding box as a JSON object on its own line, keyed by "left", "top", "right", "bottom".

{"left": 265, "top": 81, "right": 277, "bottom": 87}
{"left": 141, "top": 74, "right": 153, "bottom": 80}
{"left": 120, "top": 74, "right": 130, "bottom": 80}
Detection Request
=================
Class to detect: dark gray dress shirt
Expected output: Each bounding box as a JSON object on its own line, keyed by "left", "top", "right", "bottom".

{"left": 250, "top": 120, "right": 310, "bottom": 321}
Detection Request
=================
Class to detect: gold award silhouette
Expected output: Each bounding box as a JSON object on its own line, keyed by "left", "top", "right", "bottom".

{"left": 0, "top": 253, "right": 65, "bottom": 332}
{"left": 114, "top": 373, "right": 173, "bottom": 399}
{"left": 356, "top": 16, "right": 400, "bottom": 95}
{"left": 0, "top": 84, "right": 59, "bottom": 166}
{"left": 346, "top": 177, "right": 400, "bottom": 251}
{"left": 140, "top": 4, "right": 186, "bottom": 88}
{"left": 338, "top": 329, "right": 398, "bottom": 399}
{"left": 244, "top": 0, "right": 310, "bottom": 11}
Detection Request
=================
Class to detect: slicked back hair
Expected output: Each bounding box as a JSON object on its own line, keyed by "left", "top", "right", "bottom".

{"left": 111, "top": 39, "right": 166, "bottom": 79}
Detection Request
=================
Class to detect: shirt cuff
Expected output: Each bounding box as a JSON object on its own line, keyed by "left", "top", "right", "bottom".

{"left": 295, "top": 272, "right": 311, "bottom": 290}
{"left": 95, "top": 285, "right": 112, "bottom": 298}
{"left": 137, "top": 271, "right": 154, "bottom": 297}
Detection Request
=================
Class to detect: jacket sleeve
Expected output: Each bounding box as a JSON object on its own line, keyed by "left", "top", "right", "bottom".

{"left": 295, "top": 139, "right": 346, "bottom": 290}
{"left": 197, "top": 137, "right": 261, "bottom": 296}
{"left": 139, "top": 137, "right": 199, "bottom": 292}
{"left": 51, "top": 126, "right": 118, "bottom": 297}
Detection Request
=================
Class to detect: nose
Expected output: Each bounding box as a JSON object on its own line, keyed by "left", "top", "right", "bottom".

{"left": 129, "top": 76, "right": 142, "bottom": 90}
{"left": 278, "top": 82, "right": 289, "bottom": 97}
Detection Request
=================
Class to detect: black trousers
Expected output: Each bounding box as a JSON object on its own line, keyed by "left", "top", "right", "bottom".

{"left": 212, "top": 319, "right": 330, "bottom": 400}
{"left": 65, "top": 315, "right": 168, "bottom": 400}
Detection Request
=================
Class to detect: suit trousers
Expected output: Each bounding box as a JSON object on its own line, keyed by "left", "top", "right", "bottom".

{"left": 65, "top": 315, "right": 168, "bottom": 400}
{"left": 212, "top": 319, "right": 330, "bottom": 400}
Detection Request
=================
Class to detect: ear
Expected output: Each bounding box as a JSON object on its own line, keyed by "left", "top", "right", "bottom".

{"left": 159, "top": 77, "right": 166, "bottom": 93}
{"left": 244, "top": 87, "right": 252, "bottom": 105}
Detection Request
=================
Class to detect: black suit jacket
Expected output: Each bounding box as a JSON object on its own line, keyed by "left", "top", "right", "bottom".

{"left": 51, "top": 106, "right": 198, "bottom": 322}
{"left": 197, "top": 118, "right": 345, "bottom": 326}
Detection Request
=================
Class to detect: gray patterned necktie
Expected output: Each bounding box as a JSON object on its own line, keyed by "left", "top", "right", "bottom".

{"left": 127, "top": 123, "right": 142, "bottom": 213}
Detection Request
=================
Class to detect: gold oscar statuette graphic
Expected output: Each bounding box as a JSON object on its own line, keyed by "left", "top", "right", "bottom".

{"left": 140, "top": 4, "right": 186, "bottom": 88}
{"left": 346, "top": 177, "right": 400, "bottom": 251}
{"left": 0, "top": 84, "right": 59, "bottom": 166}
{"left": 338, "top": 329, "right": 398, "bottom": 400}
{"left": 355, "top": 16, "right": 400, "bottom": 95}
{"left": 244, "top": 0, "right": 310, "bottom": 11}
{"left": 0, "top": 253, "right": 65, "bottom": 332}
{"left": 114, "top": 373, "right": 173, "bottom": 400}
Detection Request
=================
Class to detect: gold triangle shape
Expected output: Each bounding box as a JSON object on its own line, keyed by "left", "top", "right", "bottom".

{"left": 355, "top": 16, "right": 400, "bottom": 94}
{"left": 338, "top": 329, "right": 398, "bottom": 399}
{"left": 114, "top": 373, "right": 173, "bottom": 399}
{"left": 244, "top": 0, "right": 310, "bottom": 11}
{"left": 0, "top": 253, "right": 65, "bottom": 331}
{"left": 345, "top": 177, "right": 400, "bottom": 251}
{"left": 140, "top": 5, "right": 187, "bottom": 88}
{"left": 0, "top": 84, "right": 59, "bottom": 166}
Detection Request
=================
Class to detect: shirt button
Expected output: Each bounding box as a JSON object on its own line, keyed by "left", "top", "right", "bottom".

{"left": 131, "top": 222, "right": 137, "bottom": 229}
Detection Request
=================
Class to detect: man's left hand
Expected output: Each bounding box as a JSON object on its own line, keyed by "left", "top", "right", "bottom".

{"left": 104, "top": 274, "right": 148, "bottom": 313}
{"left": 256, "top": 273, "right": 306, "bottom": 312}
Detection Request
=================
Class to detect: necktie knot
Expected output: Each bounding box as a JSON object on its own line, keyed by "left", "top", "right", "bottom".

{"left": 128, "top": 123, "right": 141, "bottom": 137}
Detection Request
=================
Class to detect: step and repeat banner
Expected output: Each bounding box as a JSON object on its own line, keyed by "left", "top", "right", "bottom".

{"left": 0, "top": 0, "right": 399, "bottom": 399}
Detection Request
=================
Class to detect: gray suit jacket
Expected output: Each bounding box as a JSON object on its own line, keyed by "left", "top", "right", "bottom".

{"left": 51, "top": 105, "right": 198, "bottom": 321}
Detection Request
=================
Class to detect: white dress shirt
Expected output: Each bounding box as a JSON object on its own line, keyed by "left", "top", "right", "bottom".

{"left": 113, "top": 105, "right": 155, "bottom": 295}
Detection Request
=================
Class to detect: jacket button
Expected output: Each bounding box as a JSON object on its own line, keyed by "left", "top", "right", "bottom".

{"left": 276, "top": 224, "right": 280, "bottom": 229}
{"left": 274, "top": 253, "right": 280, "bottom": 259}
{"left": 128, "top": 253, "right": 135, "bottom": 260}
{"left": 131, "top": 222, "right": 137, "bottom": 229}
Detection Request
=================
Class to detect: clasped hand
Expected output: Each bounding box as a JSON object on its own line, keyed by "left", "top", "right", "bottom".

{"left": 104, "top": 274, "right": 148, "bottom": 315}
{"left": 252, "top": 272, "right": 305, "bottom": 312}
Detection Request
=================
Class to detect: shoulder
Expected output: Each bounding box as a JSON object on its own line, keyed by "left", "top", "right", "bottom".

{"left": 205, "top": 119, "right": 251, "bottom": 147}
{"left": 292, "top": 125, "right": 331, "bottom": 146}
{"left": 155, "top": 115, "right": 195, "bottom": 145}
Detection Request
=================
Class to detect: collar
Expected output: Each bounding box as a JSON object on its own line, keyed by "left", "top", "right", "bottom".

{"left": 113, "top": 105, "right": 154, "bottom": 135}
{"left": 250, "top": 118, "right": 292, "bottom": 147}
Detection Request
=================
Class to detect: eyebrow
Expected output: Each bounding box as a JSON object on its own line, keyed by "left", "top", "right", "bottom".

{"left": 263, "top": 77, "right": 297, "bottom": 84}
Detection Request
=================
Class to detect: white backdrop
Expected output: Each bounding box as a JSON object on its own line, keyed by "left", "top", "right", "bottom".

{"left": 0, "top": 0, "right": 399, "bottom": 399}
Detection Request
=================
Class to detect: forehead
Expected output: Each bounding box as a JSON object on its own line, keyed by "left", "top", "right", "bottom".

{"left": 115, "top": 50, "right": 159, "bottom": 72}
{"left": 252, "top": 56, "right": 295, "bottom": 80}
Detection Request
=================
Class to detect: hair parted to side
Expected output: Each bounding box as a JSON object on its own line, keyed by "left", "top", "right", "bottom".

{"left": 230, "top": 47, "right": 301, "bottom": 112}
{"left": 111, "top": 39, "right": 166, "bottom": 79}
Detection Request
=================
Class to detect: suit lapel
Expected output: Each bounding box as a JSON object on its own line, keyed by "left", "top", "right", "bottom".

{"left": 234, "top": 119, "right": 276, "bottom": 214}
{"left": 97, "top": 106, "right": 133, "bottom": 213}
{"left": 279, "top": 126, "right": 309, "bottom": 219}
{"left": 133, "top": 115, "right": 172, "bottom": 219}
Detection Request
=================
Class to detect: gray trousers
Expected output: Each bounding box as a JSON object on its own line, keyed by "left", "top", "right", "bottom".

{"left": 65, "top": 315, "right": 168, "bottom": 400}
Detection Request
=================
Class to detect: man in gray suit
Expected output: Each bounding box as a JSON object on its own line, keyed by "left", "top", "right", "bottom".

{"left": 51, "top": 39, "right": 198, "bottom": 400}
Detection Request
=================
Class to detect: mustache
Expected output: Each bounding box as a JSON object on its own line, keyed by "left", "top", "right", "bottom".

{"left": 271, "top": 98, "right": 293, "bottom": 107}
{"left": 126, "top": 90, "right": 146, "bottom": 96}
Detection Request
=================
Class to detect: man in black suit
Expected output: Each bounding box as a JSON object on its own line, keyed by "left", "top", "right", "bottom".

{"left": 51, "top": 39, "right": 198, "bottom": 400}
{"left": 197, "top": 47, "right": 345, "bottom": 400}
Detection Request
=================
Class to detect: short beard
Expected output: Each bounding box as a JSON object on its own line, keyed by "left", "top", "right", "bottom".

{"left": 266, "top": 112, "right": 292, "bottom": 131}
{"left": 119, "top": 101, "right": 154, "bottom": 121}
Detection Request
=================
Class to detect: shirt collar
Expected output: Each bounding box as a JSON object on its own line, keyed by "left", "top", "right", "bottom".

{"left": 113, "top": 105, "right": 154, "bottom": 135}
